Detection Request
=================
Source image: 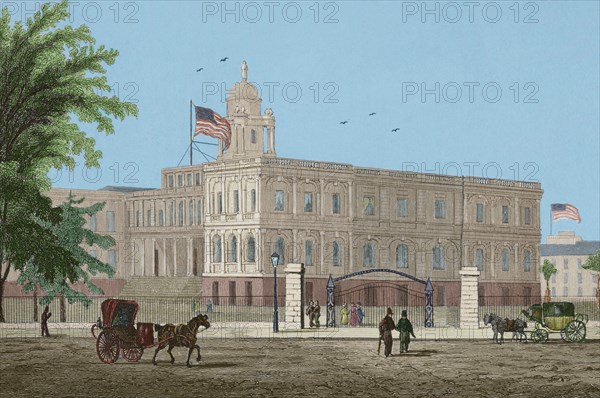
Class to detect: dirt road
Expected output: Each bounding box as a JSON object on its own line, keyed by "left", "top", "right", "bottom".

{"left": 1, "top": 337, "right": 599, "bottom": 397}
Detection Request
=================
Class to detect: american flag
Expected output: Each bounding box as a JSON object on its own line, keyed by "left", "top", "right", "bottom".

{"left": 551, "top": 203, "right": 581, "bottom": 223}
{"left": 194, "top": 106, "right": 231, "bottom": 148}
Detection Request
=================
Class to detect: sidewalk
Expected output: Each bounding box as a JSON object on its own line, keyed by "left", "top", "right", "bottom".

{"left": 1, "top": 321, "right": 599, "bottom": 340}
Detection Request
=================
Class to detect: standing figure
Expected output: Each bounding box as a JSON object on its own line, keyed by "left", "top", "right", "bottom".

{"left": 395, "top": 310, "right": 416, "bottom": 353}
{"left": 41, "top": 305, "right": 51, "bottom": 337}
{"left": 357, "top": 302, "right": 365, "bottom": 326}
{"left": 206, "top": 299, "right": 213, "bottom": 314}
{"left": 341, "top": 303, "right": 349, "bottom": 326}
{"left": 313, "top": 301, "right": 321, "bottom": 328}
{"left": 306, "top": 301, "right": 315, "bottom": 327}
{"left": 378, "top": 307, "right": 395, "bottom": 357}
{"left": 349, "top": 302, "right": 359, "bottom": 327}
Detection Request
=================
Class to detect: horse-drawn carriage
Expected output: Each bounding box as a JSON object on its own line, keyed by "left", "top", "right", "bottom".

{"left": 521, "top": 302, "right": 588, "bottom": 343}
{"left": 91, "top": 299, "right": 211, "bottom": 366}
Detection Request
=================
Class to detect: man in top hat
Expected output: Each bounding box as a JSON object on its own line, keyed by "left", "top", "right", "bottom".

{"left": 395, "top": 310, "right": 416, "bottom": 353}
{"left": 378, "top": 307, "right": 396, "bottom": 357}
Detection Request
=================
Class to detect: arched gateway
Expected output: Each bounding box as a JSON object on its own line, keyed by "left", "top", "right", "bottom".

{"left": 326, "top": 269, "right": 434, "bottom": 328}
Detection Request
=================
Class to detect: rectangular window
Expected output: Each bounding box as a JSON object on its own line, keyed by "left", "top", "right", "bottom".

{"left": 168, "top": 203, "right": 174, "bottom": 226}
{"left": 475, "top": 249, "right": 484, "bottom": 271}
{"left": 195, "top": 173, "right": 201, "bottom": 186}
{"left": 551, "top": 287, "right": 556, "bottom": 297}
{"left": 187, "top": 173, "right": 192, "bottom": 187}
{"left": 524, "top": 207, "right": 531, "bottom": 225}
{"left": 89, "top": 214, "right": 97, "bottom": 231}
{"left": 168, "top": 175, "right": 174, "bottom": 188}
{"left": 577, "top": 273, "right": 582, "bottom": 284}
{"left": 433, "top": 246, "right": 445, "bottom": 270}
{"left": 274, "top": 191, "right": 284, "bottom": 211}
{"left": 177, "top": 174, "right": 183, "bottom": 187}
{"left": 363, "top": 196, "right": 375, "bottom": 216}
{"left": 502, "top": 206, "right": 509, "bottom": 224}
{"left": 332, "top": 193, "right": 340, "bottom": 214}
{"left": 196, "top": 200, "right": 202, "bottom": 225}
{"left": 217, "top": 192, "right": 223, "bottom": 214}
{"left": 229, "top": 281, "right": 236, "bottom": 305}
{"left": 577, "top": 258, "right": 582, "bottom": 269}
{"left": 178, "top": 201, "right": 184, "bottom": 226}
{"left": 563, "top": 258, "right": 569, "bottom": 269}
{"left": 304, "top": 192, "right": 313, "bottom": 212}
{"left": 305, "top": 241, "right": 313, "bottom": 266}
{"left": 434, "top": 200, "right": 446, "bottom": 219}
{"left": 397, "top": 198, "right": 408, "bottom": 217}
{"left": 106, "top": 211, "right": 115, "bottom": 232}
{"left": 501, "top": 249, "right": 510, "bottom": 272}
{"left": 233, "top": 190, "right": 239, "bottom": 213}
{"left": 476, "top": 203, "right": 484, "bottom": 223}
{"left": 250, "top": 189, "right": 256, "bottom": 212}
{"left": 107, "top": 250, "right": 116, "bottom": 268}
{"left": 147, "top": 209, "right": 152, "bottom": 227}
{"left": 245, "top": 281, "right": 253, "bottom": 306}
{"left": 188, "top": 201, "right": 194, "bottom": 225}
{"left": 563, "top": 286, "right": 568, "bottom": 297}
{"left": 212, "top": 281, "right": 220, "bottom": 305}
{"left": 159, "top": 210, "right": 164, "bottom": 226}
{"left": 563, "top": 273, "right": 569, "bottom": 284}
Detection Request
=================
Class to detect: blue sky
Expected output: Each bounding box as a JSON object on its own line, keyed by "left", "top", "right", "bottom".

{"left": 22, "top": 0, "right": 598, "bottom": 240}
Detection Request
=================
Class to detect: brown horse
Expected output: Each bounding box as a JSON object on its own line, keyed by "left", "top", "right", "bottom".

{"left": 152, "top": 313, "right": 210, "bottom": 367}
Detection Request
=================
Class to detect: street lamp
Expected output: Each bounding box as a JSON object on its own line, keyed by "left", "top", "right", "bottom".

{"left": 271, "top": 252, "right": 280, "bottom": 333}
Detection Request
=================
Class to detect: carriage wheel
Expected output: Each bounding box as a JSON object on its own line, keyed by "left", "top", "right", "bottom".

{"left": 531, "top": 329, "right": 549, "bottom": 343}
{"left": 96, "top": 331, "right": 120, "bottom": 364}
{"left": 564, "top": 320, "right": 586, "bottom": 343}
{"left": 121, "top": 347, "right": 144, "bottom": 362}
{"left": 560, "top": 329, "right": 567, "bottom": 342}
{"left": 91, "top": 324, "right": 100, "bottom": 339}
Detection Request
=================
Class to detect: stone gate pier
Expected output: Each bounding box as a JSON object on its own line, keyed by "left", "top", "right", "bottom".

{"left": 459, "top": 267, "right": 480, "bottom": 329}
{"left": 284, "top": 263, "right": 305, "bottom": 329}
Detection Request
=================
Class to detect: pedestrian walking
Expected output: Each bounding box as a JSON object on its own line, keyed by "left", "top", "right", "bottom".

{"left": 41, "top": 305, "right": 51, "bottom": 337}
{"left": 357, "top": 302, "right": 365, "bottom": 326}
{"left": 306, "top": 301, "right": 315, "bottom": 327}
{"left": 206, "top": 298, "right": 213, "bottom": 314}
{"left": 349, "top": 302, "right": 359, "bottom": 326}
{"left": 341, "top": 303, "right": 349, "bottom": 326}
{"left": 378, "top": 307, "right": 395, "bottom": 357}
{"left": 314, "top": 300, "right": 321, "bottom": 328}
{"left": 395, "top": 310, "right": 416, "bottom": 353}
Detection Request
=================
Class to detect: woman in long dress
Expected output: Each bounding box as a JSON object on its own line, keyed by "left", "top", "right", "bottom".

{"left": 341, "top": 303, "right": 349, "bottom": 325}
{"left": 349, "top": 302, "right": 359, "bottom": 326}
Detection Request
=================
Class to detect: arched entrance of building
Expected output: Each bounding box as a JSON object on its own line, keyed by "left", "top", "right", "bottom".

{"left": 326, "top": 269, "right": 434, "bottom": 328}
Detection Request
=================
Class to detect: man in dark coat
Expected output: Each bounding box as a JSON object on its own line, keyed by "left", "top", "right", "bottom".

{"left": 41, "top": 305, "right": 51, "bottom": 337}
{"left": 378, "top": 307, "right": 395, "bottom": 357}
{"left": 306, "top": 301, "right": 315, "bottom": 327}
{"left": 395, "top": 310, "right": 416, "bottom": 353}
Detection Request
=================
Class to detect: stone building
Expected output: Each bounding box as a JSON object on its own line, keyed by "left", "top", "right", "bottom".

{"left": 4, "top": 62, "right": 543, "bottom": 307}
{"left": 540, "top": 231, "right": 599, "bottom": 299}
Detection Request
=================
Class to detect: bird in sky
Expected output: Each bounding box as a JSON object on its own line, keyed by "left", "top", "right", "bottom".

{"left": 220, "top": 57, "right": 229, "bottom": 62}
{"left": 196, "top": 68, "right": 204, "bottom": 72}
{"left": 391, "top": 128, "right": 400, "bottom": 132}
{"left": 340, "top": 121, "right": 349, "bottom": 125}
{"left": 369, "top": 112, "right": 376, "bottom": 116}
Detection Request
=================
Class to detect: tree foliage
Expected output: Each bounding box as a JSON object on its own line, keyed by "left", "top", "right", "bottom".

{"left": 541, "top": 259, "right": 557, "bottom": 284}
{"left": 18, "top": 192, "right": 116, "bottom": 306}
{"left": 0, "top": 0, "right": 137, "bottom": 321}
{"left": 582, "top": 250, "right": 600, "bottom": 273}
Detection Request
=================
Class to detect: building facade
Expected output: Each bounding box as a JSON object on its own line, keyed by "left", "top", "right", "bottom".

{"left": 540, "top": 231, "right": 599, "bottom": 299}
{"left": 5, "top": 62, "right": 543, "bottom": 306}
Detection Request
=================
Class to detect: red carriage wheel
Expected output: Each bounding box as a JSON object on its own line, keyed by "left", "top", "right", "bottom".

{"left": 121, "top": 347, "right": 144, "bottom": 362}
{"left": 96, "top": 331, "right": 120, "bottom": 364}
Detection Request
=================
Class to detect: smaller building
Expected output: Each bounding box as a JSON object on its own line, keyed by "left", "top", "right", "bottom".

{"left": 540, "top": 231, "right": 599, "bottom": 298}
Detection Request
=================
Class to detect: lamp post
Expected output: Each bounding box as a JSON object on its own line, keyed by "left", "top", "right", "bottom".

{"left": 271, "top": 252, "right": 280, "bottom": 333}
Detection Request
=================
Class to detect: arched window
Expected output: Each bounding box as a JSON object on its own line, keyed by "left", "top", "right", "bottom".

{"left": 305, "top": 240, "right": 313, "bottom": 266}
{"left": 230, "top": 236, "right": 237, "bottom": 262}
{"left": 332, "top": 241, "right": 341, "bottom": 266}
{"left": 178, "top": 201, "right": 184, "bottom": 226}
{"left": 362, "top": 243, "right": 375, "bottom": 268}
{"left": 433, "top": 246, "right": 445, "bottom": 270}
{"left": 523, "top": 249, "right": 532, "bottom": 272}
{"left": 475, "top": 248, "right": 484, "bottom": 271}
{"left": 501, "top": 248, "right": 510, "bottom": 271}
{"left": 214, "top": 236, "right": 222, "bottom": 263}
{"left": 247, "top": 237, "right": 256, "bottom": 262}
{"left": 188, "top": 200, "right": 194, "bottom": 225}
{"left": 396, "top": 244, "right": 408, "bottom": 268}
{"left": 275, "top": 237, "right": 285, "bottom": 265}
{"left": 196, "top": 199, "right": 202, "bottom": 225}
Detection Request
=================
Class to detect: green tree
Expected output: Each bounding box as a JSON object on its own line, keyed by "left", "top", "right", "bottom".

{"left": 541, "top": 259, "right": 557, "bottom": 303}
{"left": 18, "top": 192, "right": 116, "bottom": 321}
{"left": 582, "top": 249, "right": 600, "bottom": 308}
{"left": 0, "top": 0, "right": 137, "bottom": 321}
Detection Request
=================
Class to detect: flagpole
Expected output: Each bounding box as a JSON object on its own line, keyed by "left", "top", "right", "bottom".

{"left": 190, "top": 100, "right": 193, "bottom": 166}
{"left": 550, "top": 206, "right": 553, "bottom": 237}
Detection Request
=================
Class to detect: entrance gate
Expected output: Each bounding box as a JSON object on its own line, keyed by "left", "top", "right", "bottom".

{"left": 326, "top": 269, "right": 434, "bottom": 328}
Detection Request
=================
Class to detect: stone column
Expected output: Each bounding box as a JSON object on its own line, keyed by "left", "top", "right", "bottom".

{"left": 348, "top": 181, "right": 353, "bottom": 220}
{"left": 319, "top": 179, "right": 324, "bottom": 218}
{"left": 284, "top": 263, "right": 305, "bottom": 329}
{"left": 173, "top": 238, "right": 177, "bottom": 276}
{"left": 162, "top": 238, "right": 167, "bottom": 276}
{"left": 292, "top": 178, "right": 297, "bottom": 216}
{"left": 187, "top": 237, "right": 193, "bottom": 276}
{"left": 237, "top": 230, "right": 242, "bottom": 273}
{"left": 348, "top": 232, "right": 353, "bottom": 273}
{"left": 319, "top": 231, "right": 325, "bottom": 275}
{"left": 131, "top": 239, "right": 136, "bottom": 276}
{"left": 459, "top": 267, "right": 480, "bottom": 329}
{"left": 204, "top": 234, "right": 211, "bottom": 274}
{"left": 292, "top": 229, "right": 298, "bottom": 262}
{"left": 139, "top": 239, "right": 145, "bottom": 276}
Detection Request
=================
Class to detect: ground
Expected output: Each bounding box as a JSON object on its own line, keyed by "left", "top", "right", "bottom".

{"left": 0, "top": 337, "right": 599, "bottom": 397}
